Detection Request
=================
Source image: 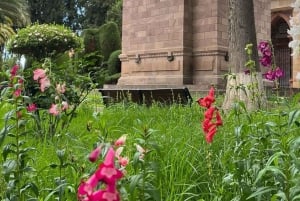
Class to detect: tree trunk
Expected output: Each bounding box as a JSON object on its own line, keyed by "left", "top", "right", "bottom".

{"left": 222, "top": 0, "right": 266, "bottom": 111}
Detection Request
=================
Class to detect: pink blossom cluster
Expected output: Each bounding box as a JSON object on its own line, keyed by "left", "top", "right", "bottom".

{"left": 78, "top": 135, "right": 129, "bottom": 201}
{"left": 33, "top": 68, "right": 69, "bottom": 116}
{"left": 258, "top": 41, "right": 284, "bottom": 81}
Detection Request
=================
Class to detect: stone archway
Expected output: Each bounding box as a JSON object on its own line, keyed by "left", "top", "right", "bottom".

{"left": 271, "top": 15, "right": 292, "bottom": 88}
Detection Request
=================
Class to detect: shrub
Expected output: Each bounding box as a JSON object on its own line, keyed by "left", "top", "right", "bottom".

{"left": 81, "top": 28, "right": 101, "bottom": 53}
{"left": 107, "top": 49, "right": 121, "bottom": 75}
{"left": 6, "top": 23, "right": 82, "bottom": 59}
{"left": 99, "top": 21, "right": 121, "bottom": 60}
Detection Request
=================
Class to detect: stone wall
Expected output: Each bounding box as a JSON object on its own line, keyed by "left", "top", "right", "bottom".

{"left": 118, "top": 0, "right": 272, "bottom": 88}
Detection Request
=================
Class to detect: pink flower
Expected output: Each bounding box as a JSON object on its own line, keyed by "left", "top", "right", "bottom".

{"left": 56, "top": 83, "right": 66, "bottom": 94}
{"left": 275, "top": 67, "right": 284, "bottom": 78}
{"left": 49, "top": 104, "right": 60, "bottom": 116}
{"left": 115, "top": 147, "right": 124, "bottom": 159}
{"left": 135, "top": 144, "right": 146, "bottom": 159}
{"left": 33, "top": 69, "right": 46, "bottom": 81}
{"left": 118, "top": 156, "right": 129, "bottom": 167}
{"left": 39, "top": 76, "right": 50, "bottom": 92}
{"left": 61, "top": 101, "right": 69, "bottom": 111}
{"left": 13, "top": 88, "right": 22, "bottom": 97}
{"left": 89, "top": 146, "right": 102, "bottom": 162}
{"left": 114, "top": 134, "right": 127, "bottom": 146}
{"left": 27, "top": 103, "right": 37, "bottom": 112}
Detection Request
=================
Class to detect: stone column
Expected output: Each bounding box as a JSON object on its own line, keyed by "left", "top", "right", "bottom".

{"left": 118, "top": 0, "right": 193, "bottom": 86}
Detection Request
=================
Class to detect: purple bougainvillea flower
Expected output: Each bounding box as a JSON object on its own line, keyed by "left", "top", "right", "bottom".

{"left": 274, "top": 67, "right": 284, "bottom": 78}
{"left": 259, "top": 56, "right": 272, "bottom": 67}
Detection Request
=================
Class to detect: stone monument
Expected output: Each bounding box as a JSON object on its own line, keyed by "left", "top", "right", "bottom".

{"left": 118, "top": 0, "right": 271, "bottom": 90}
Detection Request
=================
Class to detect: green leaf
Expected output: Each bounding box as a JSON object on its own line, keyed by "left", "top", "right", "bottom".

{"left": 20, "top": 182, "right": 39, "bottom": 197}
{"left": 2, "top": 159, "right": 17, "bottom": 175}
{"left": 288, "top": 110, "right": 300, "bottom": 127}
{"left": 247, "top": 187, "right": 277, "bottom": 200}
{"left": 3, "top": 143, "right": 16, "bottom": 160}
{"left": 129, "top": 174, "right": 142, "bottom": 193}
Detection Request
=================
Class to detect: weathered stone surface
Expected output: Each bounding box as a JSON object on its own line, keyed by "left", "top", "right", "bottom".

{"left": 118, "top": 0, "right": 282, "bottom": 90}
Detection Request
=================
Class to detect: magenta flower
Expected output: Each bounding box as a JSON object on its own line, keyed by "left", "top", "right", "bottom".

{"left": 264, "top": 70, "right": 276, "bottom": 81}
{"left": 259, "top": 56, "right": 272, "bottom": 67}
{"left": 10, "top": 65, "right": 19, "bottom": 77}
{"left": 92, "top": 186, "right": 120, "bottom": 201}
{"left": 274, "top": 67, "right": 284, "bottom": 78}
{"left": 95, "top": 148, "right": 123, "bottom": 186}
{"left": 258, "top": 41, "right": 269, "bottom": 52}
{"left": 78, "top": 147, "right": 123, "bottom": 201}
{"left": 27, "top": 103, "right": 37, "bottom": 112}
{"left": 89, "top": 146, "right": 102, "bottom": 162}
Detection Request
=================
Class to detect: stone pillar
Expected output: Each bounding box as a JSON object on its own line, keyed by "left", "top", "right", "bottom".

{"left": 118, "top": 0, "right": 271, "bottom": 89}
{"left": 118, "top": 0, "right": 193, "bottom": 86}
{"left": 191, "top": 0, "right": 229, "bottom": 89}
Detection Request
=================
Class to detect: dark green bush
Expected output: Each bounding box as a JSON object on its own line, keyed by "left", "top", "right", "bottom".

{"left": 81, "top": 28, "right": 101, "bottom": 53}
{"left": 107, "top": 49, "right": 121, "bottom": 75}
{"left": 98, "top": 21, "right": 121, "bottom": 60}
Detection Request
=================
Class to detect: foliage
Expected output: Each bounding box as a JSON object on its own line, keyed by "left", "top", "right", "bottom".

{"left": 81, "top": 28, "right": 102, "bottom": 53}
{"left": 27, "top": 0, "right": 119, "bottom": 31}
{"left": 0, "top": 0, "right": 30, "bottom": 27}
{"left": 107, "top": 49, "right": 121, "bottom": 75}
{"left": 6, "top": 23, "right": 82, "bottom": 59}
{"left": 0, "top": 0, "right": 31, "bottom": 46}
{"left": 98, "top": 21, "right": 121, "bottom": 60}
{"left": 106, "top": 0, "right": 123, "bottom": 32}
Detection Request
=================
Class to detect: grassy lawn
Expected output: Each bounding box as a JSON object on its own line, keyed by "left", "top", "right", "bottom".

{"left": 1, "top": 90, "right": 300, "bottom": 200}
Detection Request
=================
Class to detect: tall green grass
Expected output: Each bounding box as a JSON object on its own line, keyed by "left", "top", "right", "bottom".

{"left": 1, "top": 92, "right": 300, "bottom": 200}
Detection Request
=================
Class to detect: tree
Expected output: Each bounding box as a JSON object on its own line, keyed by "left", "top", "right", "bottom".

{"left": 80, "top": 0, "right": 115, "bottom": 28}
{"left": 27, "top": 0, "right": 118, "bottom": 31}
{"left": 222, "top": 0, "right": 266, "bottom": 111}
{"left": 0, "top": 0, "right": 30, "bottom": 45}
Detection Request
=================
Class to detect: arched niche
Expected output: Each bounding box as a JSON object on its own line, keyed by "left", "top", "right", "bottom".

{"left": 271, "top": 14, "right": 292, "bottom": 88}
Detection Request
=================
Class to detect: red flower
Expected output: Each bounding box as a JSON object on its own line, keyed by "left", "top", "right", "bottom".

{"left": 198, "top": 86, "right": 222, "bottom": 143}
{"left": 197, "top": 87, "right": 215, "bottom": 108}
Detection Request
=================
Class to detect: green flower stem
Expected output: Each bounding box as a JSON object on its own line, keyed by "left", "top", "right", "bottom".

{"left": 14, "top": 100, "right": 21, "bottom": 199}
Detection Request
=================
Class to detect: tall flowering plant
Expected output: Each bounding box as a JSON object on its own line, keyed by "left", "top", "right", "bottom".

{"left": 257, "top": 41, "right": 284, "bottom": 88}
{"left": 77, "top": 135, "right": 129, "bottom": 201}
{"left": 197, "top": 86, "right": 223, "bottom": 143}
{"left": 0, "top": 64, "right": 40, "bottom": 200}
